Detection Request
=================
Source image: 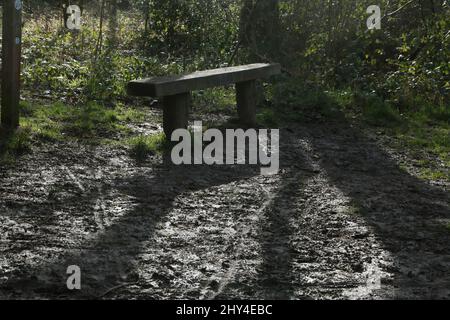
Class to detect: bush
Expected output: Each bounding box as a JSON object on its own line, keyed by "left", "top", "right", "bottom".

{"left": 354, "top": 93, "right": 401, "bottom": 127}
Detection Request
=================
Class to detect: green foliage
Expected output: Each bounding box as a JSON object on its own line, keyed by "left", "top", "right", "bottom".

{"left": 355, "top": 93, "right": 402, "bottom": 127}
{"left": 140, "top": 0, "right": 239, "bottom": 66}
{"left": 192, "top": 87, "right": 236, "bottom": 114}
{"left": 269, "top": 77, "right": 339, "bottom": 121}
{"left": 257, "top": 108, "right": 280, "bottom": 127}
{"left": 22, "top": 21, "right": 90, "bottom": 102}
{"left": 19, "top": 1, "right": 449, "bottom": 122}
{"left": 274, "top": 0, "right": 449, "bottom": 108}
{"left": 21, "top": 1, "right": 240, "bottom": 103}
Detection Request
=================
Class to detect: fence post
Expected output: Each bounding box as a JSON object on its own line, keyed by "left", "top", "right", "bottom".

{"left": 1, "top": 0, "right": 23, "bottom": 130}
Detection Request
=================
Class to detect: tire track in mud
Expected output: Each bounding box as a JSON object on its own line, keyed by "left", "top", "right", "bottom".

{"left": 62, "top": 166, "right": 86, "bottom": 193}
{"left": 282, "top": 132, "right": 393, "bottom": 299}
{"left": 92, "top": 169, "right": 107, "bottom": 231}
{"left": 205, "top": 135, "right": 322, "bottom": 299}
{"left": 206, "top": 180, "right": 278, "bottom": 300}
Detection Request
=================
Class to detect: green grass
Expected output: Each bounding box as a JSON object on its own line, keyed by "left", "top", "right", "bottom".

{"left": 0, "top": 127, "right": 33, "bottom": 164}
{"left": 1, "top": 100, "right": 152, "bottom": 164}
{"left": 127, "top": 133, "right": 170, "bottom": 161}
{"left": 419, "top": 168, "right": 448, "bottom": 181}
{"left": 19, "top": 101, "right": 148, "bottom": 142}
{"left": 392, "top": 127, "right": 448, "bottom": 182}
{"left": 390, "top": 104, "right": 449, "bottom": 182}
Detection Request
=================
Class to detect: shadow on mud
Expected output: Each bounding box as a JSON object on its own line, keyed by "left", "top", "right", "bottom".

{"left": 1, "top": 113, "right": 449, "bottom": 300}
{"left": 255, "top": 136, "right": 317, "bottom": 300}
{"left": 303, "top": 115, "right": 450, "bottom": 299}
{"left": 1, "top": 157, "right": 260, "bottom": 299}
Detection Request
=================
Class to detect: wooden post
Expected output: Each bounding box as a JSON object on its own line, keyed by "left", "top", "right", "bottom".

{"left": 236, "top": 80, "right": 257, "bottom": 127}
{"left": 163, "top": 92, "right": 190, "bottom": 138}
{"left": 1, "top": 0, "right": 23, "bottom": 130}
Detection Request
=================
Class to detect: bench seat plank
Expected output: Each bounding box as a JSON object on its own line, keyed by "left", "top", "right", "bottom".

{"left": 127, "top": 63, "right": 281, "bottom": 98}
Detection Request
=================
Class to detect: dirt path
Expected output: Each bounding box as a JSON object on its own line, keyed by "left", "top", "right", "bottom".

{"left": 0, "top": 118, "right": 449, "bottom": 300}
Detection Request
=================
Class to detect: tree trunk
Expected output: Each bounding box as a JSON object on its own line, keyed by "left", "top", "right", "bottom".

{"left": 94, "top": 0, "right": 107, "bottom": 59}
{"left": 239, "top": 0, "right": 281, "bottom": 61}
{"left": 108, "top": 0, "right": 119, "bottom": 47}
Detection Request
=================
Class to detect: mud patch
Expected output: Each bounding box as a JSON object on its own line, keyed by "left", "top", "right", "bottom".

{"left": 0, "top": 120, "right": 449, "bottom": 300}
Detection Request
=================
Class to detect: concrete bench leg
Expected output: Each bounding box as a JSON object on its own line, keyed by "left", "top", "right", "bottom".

{"left": 163, "top": 92, "right": 190, "bottom": 138}
{"left": 236, "top": 80, "right": 257, "bottom": 127}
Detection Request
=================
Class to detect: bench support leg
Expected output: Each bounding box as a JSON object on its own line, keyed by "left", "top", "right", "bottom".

{"left": 236, "top": 80, "right": 257, "bottom": 127}
{"left": 163, "top": 92, "right": 190, "bottom": 138}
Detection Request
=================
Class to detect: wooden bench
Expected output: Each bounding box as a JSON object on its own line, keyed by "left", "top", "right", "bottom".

{"left": 127, "top": 63, "right": 281, "bottom": 137}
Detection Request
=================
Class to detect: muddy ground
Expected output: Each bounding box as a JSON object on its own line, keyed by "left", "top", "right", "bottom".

{"left": 0, "top": 108, "right": 449, "bottom": 300}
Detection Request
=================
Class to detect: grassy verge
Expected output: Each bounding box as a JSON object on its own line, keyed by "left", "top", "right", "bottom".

{"left": 351, "top": 94, "right": 449, "bottom": 182}
{"left": 0, "top": 101, "right": 153, "bottom": 164}
{"left": 269, "top": 78, "right": 449, "bottom": 183}
{"left": 337, "top": 92, "right": 448, "bottom": 182}
{"left": 391, "top": 112, "right": 449, "bottom": 182}
{"left": 19, "top": 101, "right": 150, "bottom": 141}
